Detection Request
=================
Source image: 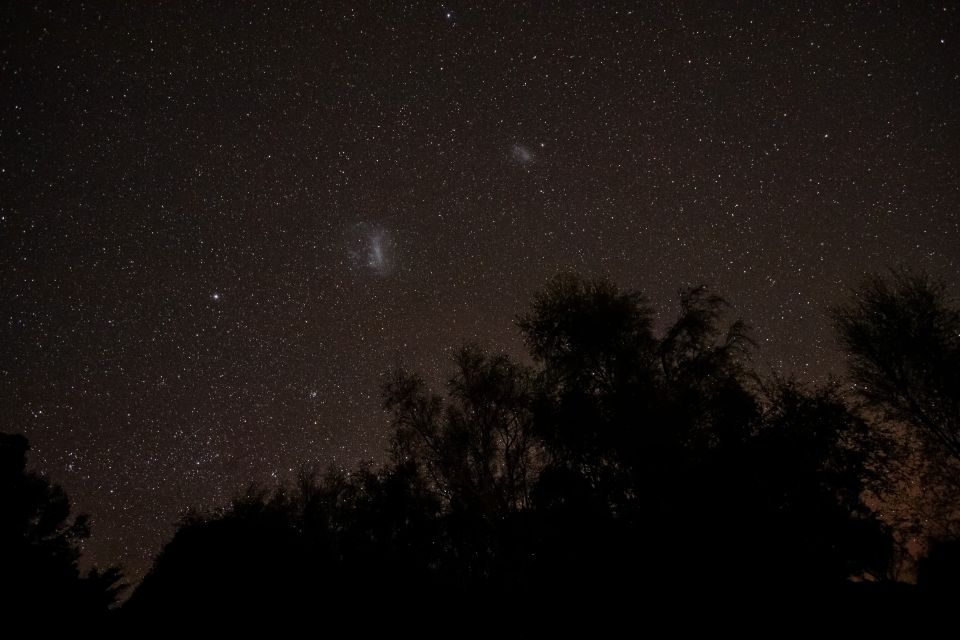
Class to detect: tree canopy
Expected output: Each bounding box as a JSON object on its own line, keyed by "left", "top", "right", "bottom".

{"left": 121, "top": 273, "right": 929, "bottom": 620}
{"left": 834, "top": 269, "right": 960, "bottom": 476}
{"left": 7, "top": 270, "right": 959, "bottom": 623}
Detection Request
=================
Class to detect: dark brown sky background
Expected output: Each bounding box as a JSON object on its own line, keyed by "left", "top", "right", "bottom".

{"left": 1, "top": 1, "right": 958, "bottom": 581}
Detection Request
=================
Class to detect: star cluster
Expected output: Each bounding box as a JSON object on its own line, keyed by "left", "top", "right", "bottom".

{"left": 1, "top": 2, "right": 957, "bottom": 581}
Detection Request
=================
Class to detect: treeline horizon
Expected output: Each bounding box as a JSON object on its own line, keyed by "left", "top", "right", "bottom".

{"left": 3, "top": 268, "right": 959, "bottom": 623}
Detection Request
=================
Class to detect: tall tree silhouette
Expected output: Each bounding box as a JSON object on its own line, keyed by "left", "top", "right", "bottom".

{"left": 518, "top": 276, "right": 757, "bottom": 511}
{"left": 0, "top": 432, "right": 124, "bottom": 621}
{"left": 518, "top": 274, "right": 658, "bottom": 483}
{"left": 382, "top": 346, "right": 542, "bottom": 585}
{"left": 833, "top": 270, "right": 960, "bottom": 475}
{"left": 384, "top": 346, "right": 540, "bottom": 516}
{"left": 834, "top": 270, "right": 960, "bottom": 574}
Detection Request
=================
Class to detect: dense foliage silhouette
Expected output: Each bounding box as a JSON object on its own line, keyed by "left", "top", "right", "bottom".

{"left": 835, "top": 270, "right": 959, "bottom": 467}
{"left": 834, "top": 269, "right": 960, "bottom": 547}
{"left": 5, "top": 271, "right": 958, "bottom": 622}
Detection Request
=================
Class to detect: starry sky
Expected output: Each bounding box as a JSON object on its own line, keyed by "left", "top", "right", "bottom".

{"left": 2, "top": 2, "right": 958, "bottom": 582}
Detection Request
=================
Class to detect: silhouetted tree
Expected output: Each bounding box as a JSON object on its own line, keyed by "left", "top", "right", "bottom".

{"left": 834, "top": 270, "right": 960, "bottom": 480}
{"left": 381, "top": 346, "right": 543, "bottom": 585}
{"left": 384, "top": 346, "right": 541, "bottom": 516}
{"left": 518, "top": 274, "right": 657, "bottom": 474}
{"left": 0, "top": 432, "right": 124, "bottom": 621}
{"left": 519, "top": 276, "right": 757, "bottom": 509}
{"left": 739, "top": 382, "right": 891, "bottom": 584}
{"left": 834, "top": 269, "right": 960, "bottom": 578}
{"left": 127, "top": 272, "right": 914, "bottom": 619}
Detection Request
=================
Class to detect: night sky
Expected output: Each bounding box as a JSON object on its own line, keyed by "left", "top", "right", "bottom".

{"left": 2, "top": 2, "right": 958, "bottom": 582}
